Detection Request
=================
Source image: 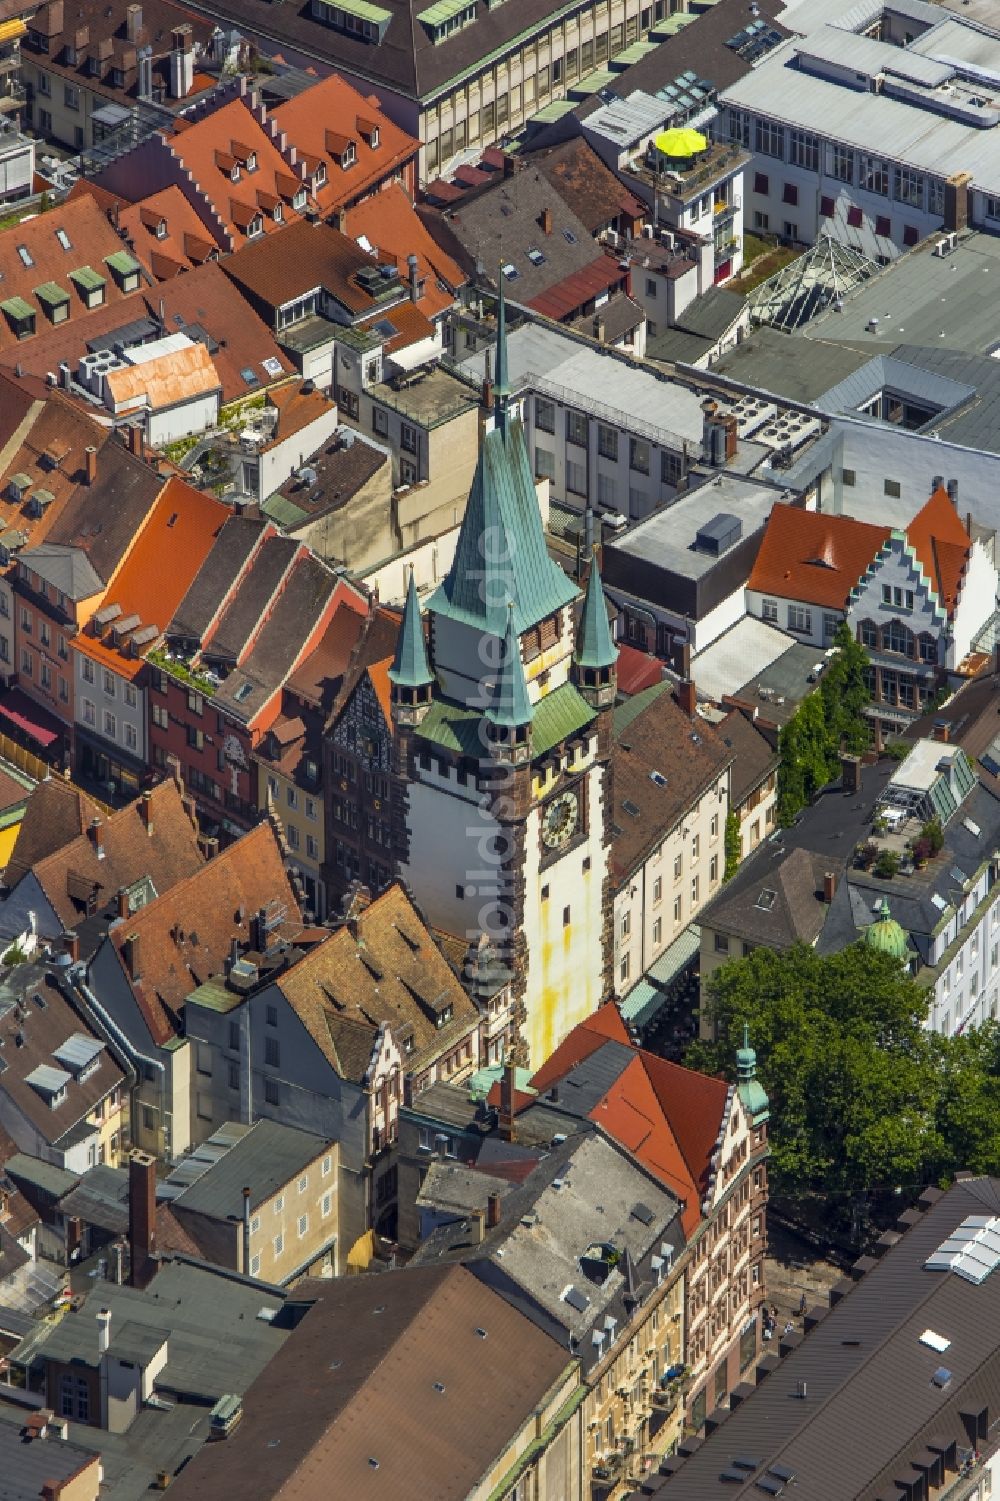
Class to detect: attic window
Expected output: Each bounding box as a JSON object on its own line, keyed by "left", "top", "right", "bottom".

{"left": 563, "top": 229, "right": 578, "bottom": 244}
{"left": 526, "top": 247, "right": 546, "bottom": 266}
{"left": 755, "top": 889, "right": 777, "bottom": 911}
{"left": 501, "top": 263, "right": 519, "bottom": 281}
{"left": 241, "top": 367, "right": 260, "bottom": 387}
{"left": 55, "top": 228, "right": 72, "bottom": 251}
{"left": 622, "top": 799, "right": 641, "bottom": 818}
{"left": 16, "top": 245, "right": 33, "bottom": 267}
{"left": 340, "top": 146, "right": 355, "bottom": 169}
{"left": 650, "top": 771, "right": 667, "bottom": 787}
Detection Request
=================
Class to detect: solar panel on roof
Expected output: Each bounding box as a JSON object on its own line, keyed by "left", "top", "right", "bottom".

{"left": 734, "top": 1458, "right": 761, "bottom": 1471}
{"left": 721, "top": 1470, "right": 745, "bottom": 1483}
{"left": 769, "top": 1464, "right": 795, "bottom": 1482}
{"left": 755, "top": 1480, "right": 783, "bottom": 1497}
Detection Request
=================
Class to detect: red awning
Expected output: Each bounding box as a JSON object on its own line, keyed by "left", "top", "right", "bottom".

{"left": 0, "top": 687, "right": 63, "bottom": 748}
{"left": 527, "top": 255, "right": 628, "bottom": 322}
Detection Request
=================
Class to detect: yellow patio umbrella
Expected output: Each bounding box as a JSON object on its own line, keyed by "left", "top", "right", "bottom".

{"left": 654, "top": 126, "right": 708, "bottom": 158}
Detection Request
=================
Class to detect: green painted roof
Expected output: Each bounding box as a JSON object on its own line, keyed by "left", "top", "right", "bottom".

{"left": 418, "top": 0, "right": 469, "bottom": 22}
{"left": 530, "top": 99, "right": 578, "bottom": 123}
{"left": 864, "top": 898, "right": 909, "bottom": 960}
{"left": 427, "top": 416, "right": 577, "bottom": 636}
{"left": 570, "top": 67, "right": 618, "bottom": 97}
{"left": 262, "top": 493, "right": 309, "bottom": 528}
{"left": 0, "top": 296, "right": 33, "bottom": 321}
{"left": 468, "top": 1064, "right": 535, "bottom": 1100}
{"left": 33, "top": 281, "right": 69, "bottom": 308}
{"left": 486, "top": 609, "right": 533, "bottom": 729}
{"left": 418, "top": 681, "right": 593, "bottom": 760}
{"left": 389, "top": 568, "right": 434, "bottom": 689}
{"left": 575, "top": 557, "right": 618, "bottom": 671}
{"left": 610, "top": 38, "right": 660, "bottom": 65}
{"left": 105, "top": 250, "right": 140, "bottom": 277}
{"left": 335, "top": 0, "right": 391, "bottom": 17}
{"left": 70, "top": 265, "right": 106, "bottom": 292}
{"left": 613, "top": 680, "right": 669, "bottom": 735}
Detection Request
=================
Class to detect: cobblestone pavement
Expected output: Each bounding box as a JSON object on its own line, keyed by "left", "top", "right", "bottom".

{"left": 762, "top": 1217, "right": 842, "bottom": 1336}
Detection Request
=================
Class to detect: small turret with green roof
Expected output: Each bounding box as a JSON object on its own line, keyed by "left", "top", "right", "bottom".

{"left": 736, "top": 1024, "right": 769, "bottom": 1126}
{"left": 864, "top": 898, "right": 909, "bottom": 962}
{"left": 573, "top": 551, "right": 617, "bottom": 711}
{"left": 484, "top": 606, "right": 533, "bottom": 764}
{"left": 389, "top": 567, "right": 434, "bottom": 726}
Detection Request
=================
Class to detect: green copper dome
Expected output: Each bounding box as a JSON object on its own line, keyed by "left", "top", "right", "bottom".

{"left": 864, "top": 899, "right": 909, "bottom": 961}
{"left": 736, "top": 1024, "right": 769, "bottom": 1126}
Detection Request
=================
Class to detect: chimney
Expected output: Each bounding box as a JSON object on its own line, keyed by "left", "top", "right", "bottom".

{"left": 677, "top": 678, "right": 697, "bottom": 718}
{"left": 138, "top": 789, "right": 153, "bottom": 836}
{"left": 932, "top": 474, "right": 944, "bottom": 494}
{"left": 62, "top": 931, "right": 79, "bottom": 962}
{"left": 45, "top": 0, "right": 63, "bottom": 29}
{"left": 487, "top": 1191, "right": 502, "bottom": 1229}
{"left": 125, "top": 2, "right": 142, "bottom": 40}
{"left": 470, "top": 1209, "right": 485, "bottom": 1245}
{"left": 841, "top": 753, "right": 862, "bottom": 794}
{"left": 947, "top": 478, "right": 959, "bottom": 508}
{"left": 499, "top": 1060, "right": 517, "bottom": 1143}
{"left": 335, "top": 206, "right": 347, "bottom": 234}
{"left": 117, "top": 888, "right": 131, "bottom": 919}
{"left": 933, "top": 719, "right": 950, "bottom": 744}
{"left": 129, "top": 1151, "right": 157, "bottom": 1289}
{"left": 823, "top": 871, "right": 836, "bottom": 904}
{"left": 96, "top": 1307, "right": 111, "bottom": 1354}
{"left": 503, "top": 153, "right": 516, "bottom": 178}
{"left": 943, "top": 171, "right": 971, "bottom": 234}
{"left": 123, "top": 933, "right": 141, "bottom": 981}
{"left": 242, "top": 1185, "right": 252, "bottom": 1273}
{"left": 593, "top": 315, "right": 606, "bottom": 343}
{"left": 169, "top": 23, "right": 194, "bottom": 99}
{"left": 128, "top": 424, "right": 144, "bottom": 460}
{"left": 88, "top": 816, "right": 104, "bottom": 857}
{"left": 84, "top": 445, "right": 98, "bottom": 485}
{"left": 540, "top": 206, "right": 552, "bottom": 236}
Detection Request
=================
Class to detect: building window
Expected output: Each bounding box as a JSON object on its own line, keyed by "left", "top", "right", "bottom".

{"left": 125, "top": 723, "right": 137, "bottom": 751}
{"left": 884, "top": 479, "right": 901, "bottom": 498}
{"left": 629, "top": 438, "right": 649, "bottom": 474}
{"left": 653, "top": 917, "right": 662, "bottom": 946}
{"left": 753, "top": 171, "right": 768, "bottom": 195}
{"left": 710, "top": 854, "right": 719, "bottom": 882}
{"left": 754, "top": 118, "right": 784, "bottom": 159}
{"left": 104, "top": 711, "right": 116, "bottom": 738}
{"left": 535, "top": 398, "right": 555, "bottom": 433}
{"left": 674, "top": 896, "right": 682, "bottom": 923}
{"left": 788, "top": 605, "right": 811, "bottom": 633}
{"left": 298, "top": 1213, "right": 308, "bottom": 1237}
{"left": 859, "top": 153, "right": 889, "bottom": 197}
{"left": 661, "top": 450, "right": 684, "bottom": 486}
{"left": 535, "top": 447, "right": 555, "bottom": 481}
{"left": 566, "top": 409, "right": 588, "bottom": 446}
{"left": 82, "top": 697, "right": 95, "bottom": 726}
{"left": 265, "top": 1037, "right": 280, "bottom": 1068}
{"left": 788, "top": 128, "right": 818, "bottom": 171}
{"left": 266, "top": 1004, "right": 278, "bottom": 1027}
{"left": 842, "top": 468, "right": 856, "bottom": 486}
{"left": 274, "top": 1232, "right": 284, "bottom": 1256}
{"left": 264, "top": 1078, "right": 280, "bottom": 1106}
{"left": 829, "top": 142, "right": 853, "bottom": 183}
{"left": 566, "top": 458, "right": 586, "bottom": 495}
{"left": 620, "top": 953, "right": 630, "bottom": 985}
{"left": 321, "top": 1191, "right": 333, "bottom": 1217}
{"left": 597, "top": 424, "right": 618, "bottom": 460}
{"left": 653, "top": 876, "right": 662, "bottom": 904}
{"left": 782, "top": 182, "right": 798, "bottom": 206}
{"left": 400, "top": 423, "right": 418, "bottom": 454}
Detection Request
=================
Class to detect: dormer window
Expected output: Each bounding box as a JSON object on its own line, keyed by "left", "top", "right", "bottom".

{"left": 245, "top": 151, "right": 257, "bottom": 172}
{"left": 246, "top": 215, "right": 264, "bottom": 239}
{"left": 369, "top": 127, "right": 379, "bottom": 148}
{"left": 316, "top": 161, "right": 329, "bottom": 182}
{"left": 231, "top": 163, "right": 241, "bottom": 182}
{"left": 338, "top": 147, "right": 353, "bottom": 171}
{"left": 273, "top": 203, "right": 283, "bottom": 222}
{"left": 88, "top": 53, "right": 100, "bottom": 74}
{"left": 293, "top": 188, "right": 307, "bottom": 210}
{"left": 155, "top": 219, "right": 166, "bottom": 239}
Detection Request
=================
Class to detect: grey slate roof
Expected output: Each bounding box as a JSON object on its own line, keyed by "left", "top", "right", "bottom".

{"left": 14, "top": 1259, "right": 288, "bottom": 1400}
{"left": 171, "top": 1119, "right": 331, "bottom": 1219}
{"left": 18, "top": 542, "right": 103, "bottom": 600}
{"left": 889, "top": 345, "right": 1000, "bottom": 456}
{"left": 816, "top": 355, "right": 976, "bottom": 425}
{"left": 58, "top": 1163, "right": 130, "bottom": 1233}
{"left": 647, "top": 1176, "right": 1000, "bottom": 1501}
{"left": 0, "top": 1419, "right": 98, "bottom": 1498}
{"left": 713, "top": 326, "right": 871, "bottom": 403}
{"left": 169, "top": 515, "right": 268, "bottom": 641}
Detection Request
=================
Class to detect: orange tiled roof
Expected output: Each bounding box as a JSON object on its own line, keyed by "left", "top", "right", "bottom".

{"left": 528, "top": 1003, "right": 729, "bottom": 1237}
{"left": 104, "top": 339, "right": 221, "bottom": 411}
{"left": 262, "top": 381, "right": 335, "bottom": 450}
{"left": 347, "top": 183, "right": 464, "bottom": 321}
{"left": 164, "top": 97, "right": 304, "bottom": 243}
{"left": 73, "top": 476, "right": 228, "bottom": 678}
{"left": 747, "top": 504, "right": 891, "bottom": 610}
{"left": 119, "top": 186, "right": 221, "bottom": 278}
{"left": 272, "top": 76, "right": 418, "bottom": 213}
{"left": 905, "top": 485, "right": 971, "bottom": 618}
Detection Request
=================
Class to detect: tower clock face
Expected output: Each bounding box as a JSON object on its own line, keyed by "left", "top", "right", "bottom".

{"left": 541, "top": 790, "right": 579, "bottom": 850}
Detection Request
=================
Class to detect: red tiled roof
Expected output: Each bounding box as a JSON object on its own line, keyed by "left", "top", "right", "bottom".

{"left": 615, "top": 643, "right": 663, "bottom": 696}
{"left": 272, "top": 75, "right": 418, "bottom": 213}
{"left": 905, "top": 485, "right": 971, "bottom": 618}
{"left": 346, "top": 182, "right": 465, "bottom": 321}
{"left": 164, "top": 97, "right": 304, "bottom": 243}
{"left": 528, "top": 1003, "right": 728, "bottom": 1237}
{"left": 747, "top": 504, "right": 891, "bottom": 610}
{"left": 109, "top": 819, "right": 303, "bottom": 1043}
{"left": 527, "top": 256, "right": 628, "bottom": 322}
{"left": 119, "top": 186, "right": 221, "bottom": 277}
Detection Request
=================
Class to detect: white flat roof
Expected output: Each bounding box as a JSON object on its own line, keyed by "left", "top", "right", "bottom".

{"left": 722, "top": 35, "right": 1000, "bottom": 194}
{"left": 691, "top": 614, "right": 796, "bottom": 701}
{"left": 890, "top": 737, "right": 955, "bottom": 790}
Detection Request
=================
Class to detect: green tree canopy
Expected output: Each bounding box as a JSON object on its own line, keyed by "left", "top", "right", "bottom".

{"left": 689, "top": 943, "right": 1000, "bottom": 1202}
{"left": 777, "top": 623, "right": 871, "bottom": 824}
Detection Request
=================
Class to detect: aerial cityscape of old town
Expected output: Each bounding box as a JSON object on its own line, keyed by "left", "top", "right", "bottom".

{"left": 0, "top": 0, "right": 995, "bottom": 1493}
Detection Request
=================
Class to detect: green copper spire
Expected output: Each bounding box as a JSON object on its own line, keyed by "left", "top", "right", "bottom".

{"left": 736, "top": 1023, "right": 769, "bottom": 1126}
{"left": 494, "top": 268, "right": 510, "bottom": 424}
{"left": 575, "top": 553, "right": 618, "bottom": 670}
{"left": 864, "top": 898, "right": 909, "bottom": 961}
{"left": 486, "top": 607, "right": 533, "bottom": 729}
{"left": 389, "top": 568, "right": 433, "bottom": 690}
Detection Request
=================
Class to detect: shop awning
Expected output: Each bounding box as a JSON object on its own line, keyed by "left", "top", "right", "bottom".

{"left": 0, "top": 688, "right": 64, "bottom": 749}
{"left": 620, "top": 924, "right": 701, "bottom": 1026}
